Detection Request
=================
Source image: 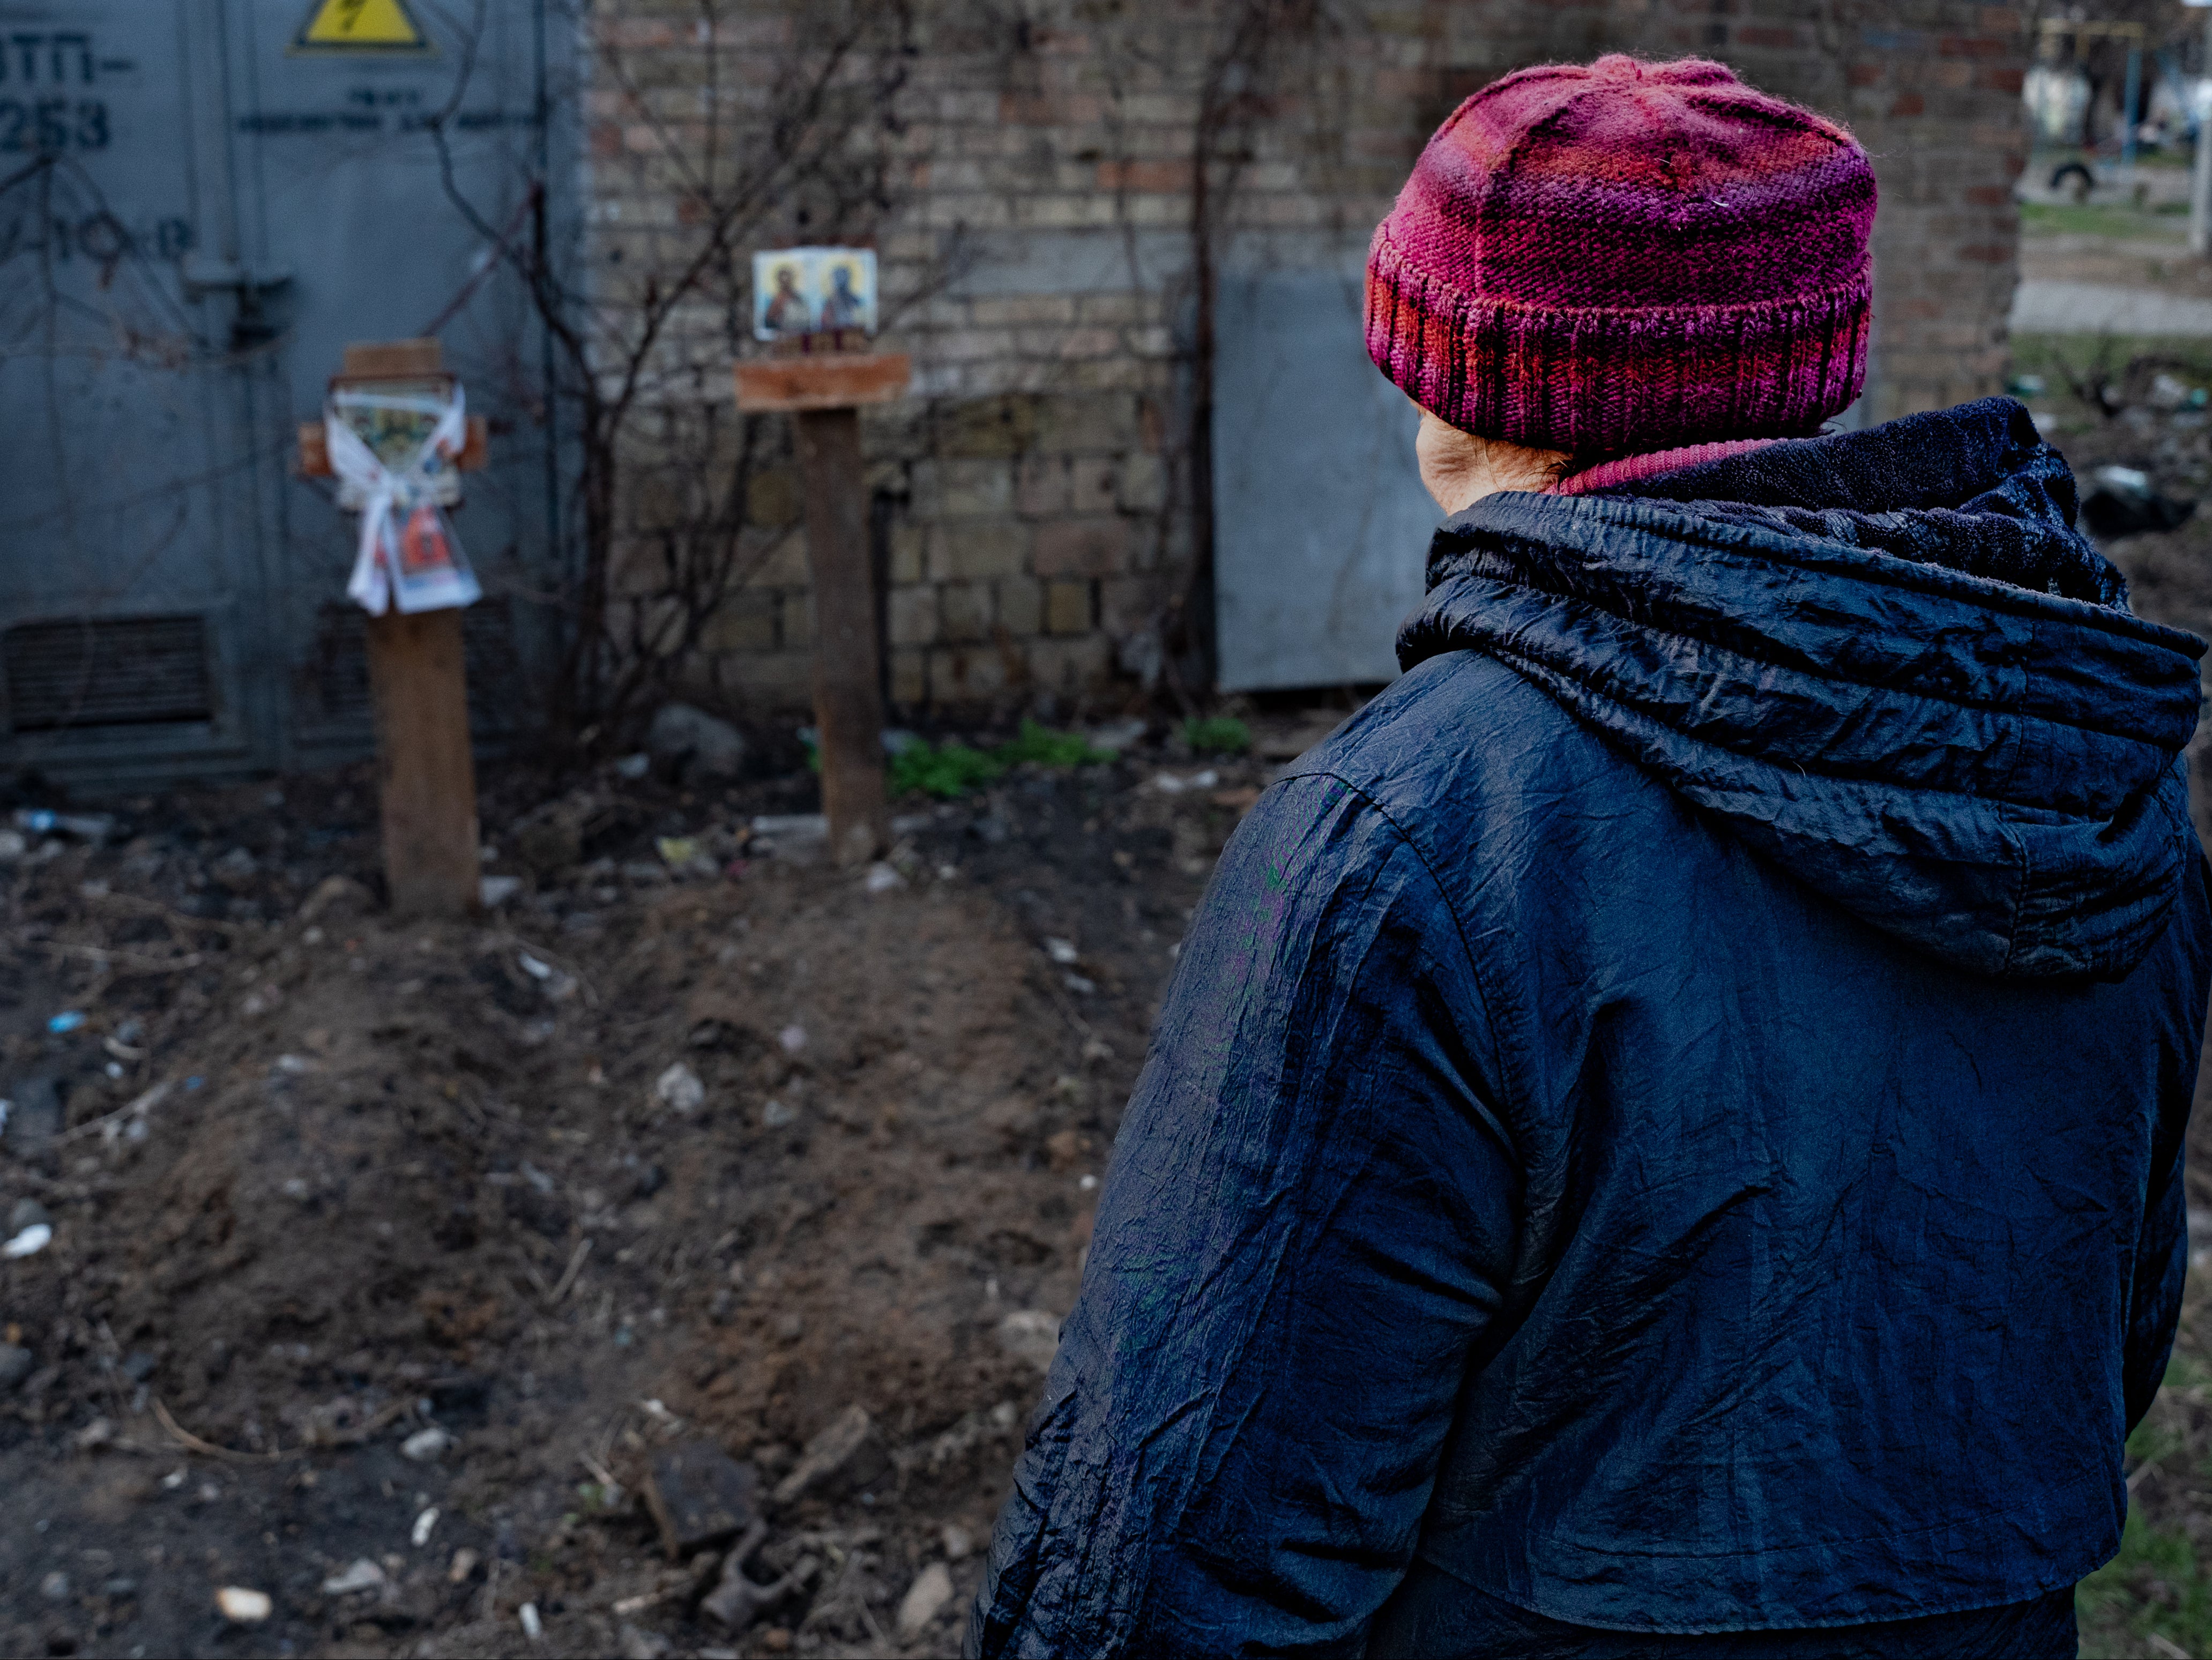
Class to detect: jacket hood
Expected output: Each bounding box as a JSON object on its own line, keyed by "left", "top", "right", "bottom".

{"left": 1399, "top": 398, "right": 2207, "bottom": 981}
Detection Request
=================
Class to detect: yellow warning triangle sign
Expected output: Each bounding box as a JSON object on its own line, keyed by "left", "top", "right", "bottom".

{"left": 293, "top": 0, "right": 431, "bottom": 53}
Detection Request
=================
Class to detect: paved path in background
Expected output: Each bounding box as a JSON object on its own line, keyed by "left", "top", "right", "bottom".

{"left": 2012, "top": 279, "right": 2212, "bottom": 336}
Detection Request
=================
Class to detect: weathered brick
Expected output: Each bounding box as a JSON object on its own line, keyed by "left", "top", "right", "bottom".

{"left": 997, "top": 576, "right": 1045, "bottom": 637}
{"left": 1036, "top": 517, "right": 1131, "bottom": 578}
{"left": 889, "top": 584, "right": 939, "bottom": 647}
{"left": 701, "top": 589, "right": 778, "bottom": 653}
{"left": 929, "top": 522, "right": 1031, "bottom": 582}
{"left": 1045, "top": 579, "right": 1094, "bottom": 636}
{"left": 940, "top": 581, "right": 995, "bottom": 643}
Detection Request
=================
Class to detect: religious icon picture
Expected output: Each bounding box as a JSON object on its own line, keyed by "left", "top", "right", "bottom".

{"left": 815, "top": 250, "right": 877, "bottom": 334}
{"left": 751, "top": 246, "right": 879, "bottom": 342}
{"left": 753, "top": 250, "right": 817, "bottom": 341}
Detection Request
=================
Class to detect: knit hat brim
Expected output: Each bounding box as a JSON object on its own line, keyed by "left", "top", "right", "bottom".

{"left": 1367, "top": 225, "right": 1871, "bottom": 457}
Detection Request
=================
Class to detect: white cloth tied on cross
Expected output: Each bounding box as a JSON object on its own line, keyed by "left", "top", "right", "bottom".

{"left": 325, "top": 384, "right": 480, "bottom": 615}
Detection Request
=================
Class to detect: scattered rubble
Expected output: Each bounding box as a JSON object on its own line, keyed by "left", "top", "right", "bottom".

{"left": 645, "top": 1440, "right": 761, "bottom": 1560}
{"left": 773, "top": 1405, "right": 891, "bottom": 1506}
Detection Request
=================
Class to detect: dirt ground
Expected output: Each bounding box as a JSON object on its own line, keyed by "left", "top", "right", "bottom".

{"left": 0, "top": 709, "right": 1353, "bottom": 1660}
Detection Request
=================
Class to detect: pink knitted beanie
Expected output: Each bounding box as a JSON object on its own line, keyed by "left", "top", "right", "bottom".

{"left": 1366, "top": 55, "right": 1875, "bottom": 458}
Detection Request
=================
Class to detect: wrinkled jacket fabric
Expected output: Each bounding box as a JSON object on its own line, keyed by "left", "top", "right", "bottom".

{"left": 968, "top": 400, "right": 2212, "bottom": 1658}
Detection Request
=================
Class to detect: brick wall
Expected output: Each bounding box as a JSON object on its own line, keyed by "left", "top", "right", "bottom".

{"left": 583, "top": 1, "right": 2027, "bottom": 718}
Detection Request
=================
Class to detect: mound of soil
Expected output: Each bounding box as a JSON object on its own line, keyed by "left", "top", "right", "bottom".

{"left": 0, "top": 733, "right": 1289, "bottom": 1658}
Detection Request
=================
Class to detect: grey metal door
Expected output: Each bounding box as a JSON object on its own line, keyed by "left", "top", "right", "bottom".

{"left": 0, "top": 3, "right": 289, "bottom": 786}
{"left": 0, "top": 0, "right": 565, "bottom": 790}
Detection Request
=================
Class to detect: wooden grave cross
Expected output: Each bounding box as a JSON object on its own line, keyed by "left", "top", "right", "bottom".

{"left": 733, "top": 351, "right": 912, "bottom": 867}
{"left": 297, "top": 337, "right": 491, "bottom": 918}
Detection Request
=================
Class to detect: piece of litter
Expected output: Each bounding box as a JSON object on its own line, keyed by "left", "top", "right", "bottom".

{"left": 778, "top": 1023, "right": 807, "bottom": 1054}
{"left": 185, "top": 1076, "right": 204, "bottom": 1091}
{"left": 518, "top": 951, "right": 553, "bottom": 980}
{"left": 614, "top": 751, "right": 651, "bottom": 780}
{"left": 401, "top": 1425, "right": 452, "bottom": 1462}
{"left": 47, "top": 1011, "right": 85, "bottom": 1034}
{"left": 1079, "top": 1173, "right": 1100, "bottom": 1190}
{"left": 0, "top": 1101, "right": 10, "bottom": 1136}
{"left": 762, "top": 1100, "right": 796, "bottom": 1128}
{"left": 321, "top": 1558, "right": 385, "bottom": 1595}
{"left": 480, "top": 875, "right": 523, "bottom": 909}
{"left": 216, "top": 1586, "right": 272, "bottom": 1623}
{"left": 864, "top": 861, "right": 905, "bottom": 894}
{"left": 275, "top": 1054, "right": 314, "bottom": 1075}
{"left": 656, "top": 1063, "right": 705, "bottom": 1114}
{"left": 1064, "top": 973, "right": 1097, "bottom": 995}
{"left": 519, "top": 1601, "right": 543, "bottom": 1641}
{"left": 161, "top": 1468, "right": 187, "bottom": 1488}
{"left": 2, "top": 1223, "right": 51, "bottom": 1259}
{"left": 448, "top": 1547, "right": 479, "bottom": 1584}
{"left": 412, "top": 1506, "right": 440, "bottom": 1546}
{"left": 1043, "top": 938, "right": 1078, "bottom": 964}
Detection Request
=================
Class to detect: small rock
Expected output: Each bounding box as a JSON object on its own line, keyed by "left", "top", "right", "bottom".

{"left": 942, "top": 1522, "right": 974, "bottom": 1562}
{"left": 762, "top": 1100, "right": 796, "bottom": 1129}
{"left": 519, "top": 1601, "right": 543, "bottom": 1641}
{"left": 632, "top": 1163, "right": 667, "bottom": 1200}
{"left": 0, "top": 1345, "right": 33, "bottom": 1390}
{"left": 401, "top": 1425, "right": 452, "bottom": 1462}
{"left": 619, "top": 1622, "right": 673, "bottom": 1660}
{"left": 412, "top": 1506, "right": 440, "bottom": 1546}
{"left": 656, "top": 1063, "right": 705, "bottom": 1114}
{"left": 649, "top": 703, "right": 748, "bottom": 785}
{"left": 614, "top": 751, "right": 652, "bottom": 780}
{"left": 448, "top": 1547, "right": 480, "bottom": 1584}
{"left": 321, "top": 1558, "right": 385, "bottom": 1595}
{"left": 1085, "top": 717, "right": 1149, "bottom": 756}
{"left": 777, "top": 1024, "right": 807, "bottom": 1055}
{"left": 863, "top": 861, "right": 905, "bottom": 894}
{"left": 0, "top": 829, "right": 24, "bottom": 860}
{"left": 40, "top": 1570, "right": 69, "bottom": 1602}
{"left": 1042, "top": 937, "right": 1078, "bottom": 965}
{"left": 643, "top": 1440, "right": 759, "bottom": 1561}
{"left": 970, "top": 814, "right": 1010, "bottom": 844}
{"left": 217, "top": 1586, "right": 272, "bottom": 1623}
{"left": 3, "top": 1222, "right": 52, "bottom": 1259}
{"left": 211, "top": 847, "right": 260, "bottom": 891}
{"left": 897, "top": 1561, "right": 955, "bottom": 1641}
{"left": 771, "top": 1404, "right": 890, "bottom": 1506}
{"left": 997, "top": 1309, "right": 1061, "bottom": 1372}
{"left": 699, "top": 1522, "right": 812, "bottom": 1633}
{"left": 479, "top": 874, "right": 524, "bottom": 909}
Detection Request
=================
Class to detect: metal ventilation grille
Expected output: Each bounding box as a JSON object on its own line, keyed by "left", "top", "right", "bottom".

{"left": 307, "top": 597, "right": 522, "bottom": 734}
{"left": 5, "top": 615, "right": 213, "bottom": 732}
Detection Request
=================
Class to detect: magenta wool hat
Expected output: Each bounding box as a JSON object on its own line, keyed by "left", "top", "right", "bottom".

{"left": 1366, "top": 55, "right": 1875, "bottom": 459}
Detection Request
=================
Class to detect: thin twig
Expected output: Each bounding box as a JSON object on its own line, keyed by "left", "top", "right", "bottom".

{"left": 152, "top": 1397, "right": 289, "bottom": 1463}
{"left": 549, "top": 1237, "right": 594, "bottom": 1304}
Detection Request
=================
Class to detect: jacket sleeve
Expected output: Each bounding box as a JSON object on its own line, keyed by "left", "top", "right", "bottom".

{"left": 2123, "top": 857, "right": 2210, "bottom": 1432}
{"left": 966, "top": 775, "right": 1519, "bottom": 1660}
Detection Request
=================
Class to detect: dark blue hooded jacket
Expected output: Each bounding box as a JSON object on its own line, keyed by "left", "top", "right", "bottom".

{"left": 968, "top": 400, "right": 2212, "bottom": 1658}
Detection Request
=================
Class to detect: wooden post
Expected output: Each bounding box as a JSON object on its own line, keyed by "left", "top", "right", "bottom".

{"left": 795, "top": 406, "right": 888, "bottom": 867}
{"left": 735, "top": 352, "right": 911, "bottom": 868}
{"left": 296, "top": 337, "right": 488, "bottom": 917}
{"left": 366, "top": 608, "right": 481, "bottom": 915}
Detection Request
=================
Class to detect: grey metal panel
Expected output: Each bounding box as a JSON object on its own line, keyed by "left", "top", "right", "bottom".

{"left": 1211, "top": 269, "right": 1438, "bottom": 694}
{"left": 0, "top": 0, "right": 570, "bottom": 790}
{"left": 226, "top": 0, "right": 563, "bottom": 767}
{"left": 0, "top": 1, "right": 277, "bottom": 784}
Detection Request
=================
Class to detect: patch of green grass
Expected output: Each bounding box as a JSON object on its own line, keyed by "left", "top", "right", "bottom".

{"left": 887, "top": 720, "right": 1115, "bottom": 801}
{"left": 2020, "top": 200, "right": 2188, "bottom": 241}
{"left": 2079, "top": 1512, "right": 2212, "bottom": 1658}
{"left": 1182, "top": 716, "right": 1252, "bottom": 757}
{"left": 995, "top": 718, "right": 1116, "bottom": 769}
{"left": 891, "top": 741, "right": 1005, "bottom": 800}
